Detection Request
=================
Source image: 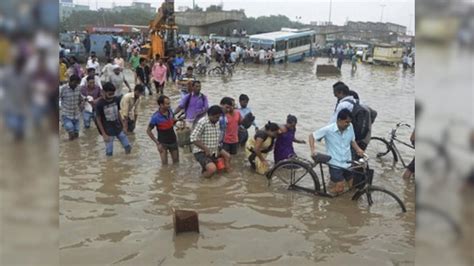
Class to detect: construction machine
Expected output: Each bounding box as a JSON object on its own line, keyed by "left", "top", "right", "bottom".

{"left": 140, "top": 0, "right": 178, "bottom": 60}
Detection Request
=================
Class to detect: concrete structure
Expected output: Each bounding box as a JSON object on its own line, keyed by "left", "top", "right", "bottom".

{"left": 59, "top": 0, "right": 89, "bottom": 21}
{"left": 175, "top": 10, "right": 245, "bottom": 36}
{"left": 313, "top": 21, "right": 409, "bottom": 44}
{"left": 112, "top": 1, "right": 156, "bottom": 13}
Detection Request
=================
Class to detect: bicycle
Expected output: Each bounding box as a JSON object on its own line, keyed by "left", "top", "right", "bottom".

{"left": 366, "top": 122, "right": 414, "bottom": 169}
{"left": 208, "top": 63, "right": 233, "bottom": 76}
{"left": 369, "top": 120, "right": 470, "bottom": 179}
{"left": 266, "top": 153, "right": 407, "bottom": 213}
{"left": 416, "top": 181, "right": 462, "bottom": 247}
{"left": 194, "top": 63, "right": 208, "bottom": 75}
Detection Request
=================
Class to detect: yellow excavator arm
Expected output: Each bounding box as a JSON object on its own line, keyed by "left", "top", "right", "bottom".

{"left": 140, "top": 0, "right": 178, "bottom": 60}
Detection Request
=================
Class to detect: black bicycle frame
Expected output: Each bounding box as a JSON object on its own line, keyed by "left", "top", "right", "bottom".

{"left": 314, "top": 161, "right": 370, "bottom": 197}
{"left": 390, "top": 136, "right": 414, "bottom": 168}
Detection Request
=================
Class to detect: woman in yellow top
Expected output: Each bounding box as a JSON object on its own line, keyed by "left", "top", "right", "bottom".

{"left": 59, "top": 58, "right": 68, "bottom": 85}
{"left": 245, "top": 121, "right": 280, "bottom": 175}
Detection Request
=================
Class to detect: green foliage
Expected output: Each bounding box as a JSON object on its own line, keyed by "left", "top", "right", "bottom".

{"left": 192, "top": 5, "right": 203, "bottom": 12}
{"left": 204, "top": 15, "right": 306, "bottom": 35}
{"left": 60, "top": 8, "right": 155, "bottom": 32}
{"left": 60, "top": 9, "right": 306, "bottom": 36}
{"left": 206, "top": 5, "right": 223, "bottom": 12}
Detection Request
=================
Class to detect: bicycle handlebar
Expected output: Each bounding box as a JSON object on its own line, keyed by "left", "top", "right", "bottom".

{"left": 391, "top": 122, "right": 412, "bottom": 138}
{"left": 396, "top": 122, "right": 412, "bottom": 129}
{"left": 346, "top": 153, "right": 369, "bottom": 166}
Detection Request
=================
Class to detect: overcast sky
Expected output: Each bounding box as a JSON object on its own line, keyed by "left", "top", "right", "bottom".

{"left": 74, "top": 0, "right": 415, "bottom": 33}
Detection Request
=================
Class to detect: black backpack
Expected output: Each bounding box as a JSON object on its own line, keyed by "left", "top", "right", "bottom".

{"left": 241, "top": 112, "right": 255, "bottom": 129}
{"left": 342, "top": 99, "right": 376, "bottom": 142}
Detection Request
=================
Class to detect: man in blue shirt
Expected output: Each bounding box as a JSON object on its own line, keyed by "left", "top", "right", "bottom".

{"left": 309, "top": 109, "right": 365, "bottom": 194}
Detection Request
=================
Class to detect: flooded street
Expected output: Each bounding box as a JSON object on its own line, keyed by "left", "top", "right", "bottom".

{"left": 59, "top": 59, "right": 415, "bottom": 265}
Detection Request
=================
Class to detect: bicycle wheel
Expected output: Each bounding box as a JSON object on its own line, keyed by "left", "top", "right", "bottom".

{"left": 207, "top": 67, "right": 217, "bottom": 75}
{"left": 416, "top": 203, "right": 461, "bottom": 247}
{"left": 366, "top": 137, "right": 397, "bottom": 167}
{"left": 353, "top": 185, "right": 406, "bottom": 214}
{"left": 416, "top": 138, "right": 452, "bottom": 179}
{"left": 266, "top": 159, "right": 320, "bottom": 193}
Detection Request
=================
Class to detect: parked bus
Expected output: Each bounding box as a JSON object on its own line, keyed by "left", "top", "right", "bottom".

{"left": 249, "top": 28, "right": 316, "bottom": 63}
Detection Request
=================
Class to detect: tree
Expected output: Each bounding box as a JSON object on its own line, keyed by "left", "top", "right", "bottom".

{"left": 204, "top": 15, "right": 306, "bottom": 36}
{"left": 206, "top": 5, "right": 223, "bottom": 12}
{"left": 192, "top": 5, "right": 203, "bottom": 12}
{"left": 60, "top": 8, "right": 155, "bottom": 32}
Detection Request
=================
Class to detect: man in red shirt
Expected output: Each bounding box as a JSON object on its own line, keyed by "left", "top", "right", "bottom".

{"left": 221, "top": 97, "right": 242, "bottom": 156}
{"left": 146, "top": 95, "right": 180, "bottom": 165}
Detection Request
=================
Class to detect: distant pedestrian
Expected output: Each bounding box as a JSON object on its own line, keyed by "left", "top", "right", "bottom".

{"left": 128, "top": 50, "right": 141, "bottom": 71}
{"left": 114, "top": 54, "right": 125, "bottom": 69}
{"left": 80, "top": 67, "right": 102, "bottom": 90}
{"left": 60, "top": 75, "right": 82, "bottom": 140}
{"left": 152, "top": 58, "right": 167, "bottom": 95}
{"left": 83, "top": 34, "right": 91, "bottom": 54}
{"left": 108, "top": 65, "right": 131, "bottom": 97}
{"left": 80, "top": 75, "right": 101, "bottom": 129}
{"left": 402, "top": 53, "right": 409, "bottom": 70}
{"left": 101, "top": 58, "right": 114, "bottom": 83}
{"left": 351, "top": 54, "right": 358, "bottom": 71}
{"left": 176, "top": 66, "right": 196, "bottom": 100}
{"left": 103, "top": 41, "right": 111, "bottom": 59}
{"left": 73, "top": 34, "right": 81, "bottom": 53}
{"left": 135, "top": 57, "right": 152, "bottom": 95}
{"left": 68, "top": 56, "right": 84, "bottom": 79}
{"left": 336, "top": 51, "right": 344, "bottom": 70}
{"left": 86, "top": 52, "right": 100, "bottom": 73}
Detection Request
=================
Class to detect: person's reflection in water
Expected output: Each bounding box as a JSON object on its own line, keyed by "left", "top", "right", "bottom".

{"left": 95, "top": 160, "right": 131, "bottom": 205}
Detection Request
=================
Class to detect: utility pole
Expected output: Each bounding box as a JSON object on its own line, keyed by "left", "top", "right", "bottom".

{"left": 193, "top": 0, "right": 195, "bottom": 9}
{"left": 380, "top": 3, "right": 386, "bottom": 22}
{"left": 328, "top": 0, "right": 332, "bottom": 25}
{"left": 408, "top": 14, "right": 413, "bottom": 35}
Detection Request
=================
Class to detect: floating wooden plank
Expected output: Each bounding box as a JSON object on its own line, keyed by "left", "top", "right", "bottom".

{"left": 173, "top": 209, "right": 199, "bottom": 234}
{"left": 316, "top": 64, "right": 341, "bottom": 75}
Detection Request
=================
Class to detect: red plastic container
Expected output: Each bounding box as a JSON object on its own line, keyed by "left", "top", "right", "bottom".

{"left": 216, "top": 157, "right": 225, "bottom": 170}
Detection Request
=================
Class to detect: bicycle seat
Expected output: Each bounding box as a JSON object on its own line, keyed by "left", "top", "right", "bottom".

{"left": 311, "top": 153, "right": 332, "bottom": 164}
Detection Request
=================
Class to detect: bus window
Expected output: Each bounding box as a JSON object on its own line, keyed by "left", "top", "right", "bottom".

{"left": 276, "top": 40, "right": 285, "bottom": 51}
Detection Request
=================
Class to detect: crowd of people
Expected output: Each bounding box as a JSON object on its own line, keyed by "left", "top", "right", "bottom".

{"left": 60, "top": 47, "right": 387, "bottom": 194}
{"left": 59, "top": 32, "right": 421, "bottom": 194}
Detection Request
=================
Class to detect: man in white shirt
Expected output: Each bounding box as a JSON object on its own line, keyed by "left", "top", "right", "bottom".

{"left": 80, "top": 67, "right": 103, "bottom": 89}
{"left": 329, "top": 81, "right": 355, "bottom": 124}
{"left": 108, "top": 65, "right": 131, "bottom": 97}
{"left": 258, "top": 48, "right": 266, "bottom": 64}
{"left": 114, "top": 54, "right": 125, "bottom": 69}
{"left": 101, "top": 58, "right": 114, "bottom": 83}
{"left": 230, "top": 47, "right": 238, "bottom": 63}
{"left": 86, "top": 52, "right": 100, "bottom": 74}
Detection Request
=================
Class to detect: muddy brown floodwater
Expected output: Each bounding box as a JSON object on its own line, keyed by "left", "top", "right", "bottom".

{"left": 59, "top": 58, "right": 415, "bottom": 265}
